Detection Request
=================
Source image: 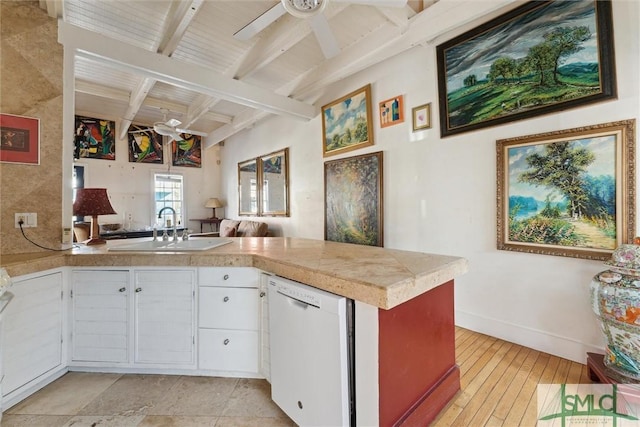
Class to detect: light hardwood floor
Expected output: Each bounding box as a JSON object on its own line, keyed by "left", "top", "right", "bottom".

{"left": 432, "top": 326, "right": 592, "bottom": 427}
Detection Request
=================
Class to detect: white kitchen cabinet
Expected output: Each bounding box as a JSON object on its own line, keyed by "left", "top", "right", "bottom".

{"left": 71, "top": 270, "right": 129, "bottom": 363}
{"left": 2, "top": 270, "right": 64, "bottom": 399}
{"left": 134, "top": 270, "right": 195, "bottom": 366}
{"left": 198, "top": 267, "right": 260, "bottom": 375}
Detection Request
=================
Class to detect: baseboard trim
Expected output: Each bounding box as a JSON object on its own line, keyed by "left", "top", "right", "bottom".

{"left": 395, "top": 364, "right": 460, "bottom": 427}
{"left": 456, "top": 310, "right": 603, "bottom": 363}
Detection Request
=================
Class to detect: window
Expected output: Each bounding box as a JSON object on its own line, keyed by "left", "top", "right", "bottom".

{"left": 154, "top": 173, "right": 184, "bottom": 227}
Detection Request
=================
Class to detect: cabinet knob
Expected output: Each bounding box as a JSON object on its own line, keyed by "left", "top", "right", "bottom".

{"left": 223, "top": 296, "right": 230, "bottom": 302}
{"left": 259, "top": 291, "right": 266, "bottom": 298}
{"left": 223, "top": 339, "right": 230, "bottom": 345}
{"left": 119, "top": 287, "right": 126, "bottom": 293}
{"left": 135, "top": 287, "right": 142, "bottom": 293}
{"left": 223, "top": 274, "right": 229, "bottom": 280}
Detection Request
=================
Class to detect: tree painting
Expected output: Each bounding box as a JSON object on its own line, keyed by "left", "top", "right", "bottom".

{"left": 322, "top": 85, "right": 373, "bottom": 157}
{"left": 325, "top": 152, "right": 383, "bottom": 247}
{"left": 507, "top": 137, "right": 617, "bottom": 250}
{"left": 437, "top": 0, "right": 615, "bottom": 136}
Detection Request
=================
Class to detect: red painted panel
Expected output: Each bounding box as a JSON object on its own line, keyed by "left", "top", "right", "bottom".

{"left": 378, "top": 280, "right": 457, "bottom": 426}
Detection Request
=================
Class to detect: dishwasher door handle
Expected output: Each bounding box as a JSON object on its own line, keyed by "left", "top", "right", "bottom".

{"left": 277, "top": 290, "right": 318, "bottom": 309}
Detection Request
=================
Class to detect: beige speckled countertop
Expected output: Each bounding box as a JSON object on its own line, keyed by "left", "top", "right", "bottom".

{"left": 0, "top": 237, "right": 468, "bottom": 310}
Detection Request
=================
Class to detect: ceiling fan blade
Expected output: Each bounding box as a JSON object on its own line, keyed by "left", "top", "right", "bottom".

{"left": 128, "top": 127, "right": 154, "bottom": 134}
{"left": 234, "top": 2, "right": 287, "bottom": 41}
{"left": 175, "top": 128, "right": 208, "bottom": 137}
{"left": 334, "top": 0, "right": 407, "bottom": 6}
{"left": 309, "top": 14, "right": 340, "bottom": 59}
{"left": 165, "top": 118, "right": 182, "bottom": 128}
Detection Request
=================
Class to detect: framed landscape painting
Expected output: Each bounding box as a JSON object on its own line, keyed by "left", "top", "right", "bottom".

{"left": 496, "top": 119, "right": 635, "bottom": 260}
{"left": 325, "top": 151, "right": 383, "bottom": 247}
{"left": 0, "top": 113, "right": 39, "bottom": 165}
{"left": 322, "top": 84, "right": 374, "bottom": 157}
{"left": 437, "top": 0, "right": 616, "bottom": 137}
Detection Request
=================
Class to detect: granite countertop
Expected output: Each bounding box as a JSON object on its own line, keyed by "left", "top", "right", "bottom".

{"left": 0, "top": 237, "right": 468, "bottom": 310}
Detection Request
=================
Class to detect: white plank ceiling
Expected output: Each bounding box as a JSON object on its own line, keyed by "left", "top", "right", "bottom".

{"left": 39, "top": 0, "right": 519, "bottom": 147}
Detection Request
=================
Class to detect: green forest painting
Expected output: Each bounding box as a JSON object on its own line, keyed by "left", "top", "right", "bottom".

{"left": 497, "top": 120, "right": 635, "bottom": 260}
{"left": 324, "top": 151, "right": 383, "bottom": 247}
{"left": 437, "top": 0, "right": 616, "bottom": 136}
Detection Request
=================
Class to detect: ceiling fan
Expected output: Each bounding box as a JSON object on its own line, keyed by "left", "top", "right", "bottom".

{"left": 128, "top": 108, "right": 208, "bottom": 143}
{"left": 234, "top": 0, "right": 408, "bottom": 59}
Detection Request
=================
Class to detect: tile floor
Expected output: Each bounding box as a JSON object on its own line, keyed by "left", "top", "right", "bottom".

{"left": 2, "top": 372, "right": 296, "bottom": 427}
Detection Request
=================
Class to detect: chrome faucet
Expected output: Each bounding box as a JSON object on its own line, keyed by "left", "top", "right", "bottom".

{"left": 158, "top": 207, "right": 178, "bottom": 242}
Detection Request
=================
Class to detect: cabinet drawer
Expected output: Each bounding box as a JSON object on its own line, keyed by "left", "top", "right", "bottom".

{"left": 199, "top": 287, "right": 259, "bottom": 330}
{"left": 199, "top": 329, "right": 259, "bottom": 373}
{"left": 199, "top": 267, "right": 259, "bottom": 288}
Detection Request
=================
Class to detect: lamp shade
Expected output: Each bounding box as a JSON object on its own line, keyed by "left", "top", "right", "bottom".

{"left": 205, "top": 198, "right": 224, "bottom": 209}
{"left": 73, "top": 188, "right": 117, "bottom": 216}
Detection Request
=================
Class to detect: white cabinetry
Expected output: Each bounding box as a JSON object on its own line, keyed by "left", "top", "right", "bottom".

{"left": 134, "top": 270, "right": 195, "bottom": 366}
{"left": 198, "top": 267, "right": 260, "bottom": 376}
{"left": 2, "top": 270, "right": 65, "bottom": 406}
{"left": 69, "top": 268, "right": 196, "bottom": 369}
{"left": 71, "top": 270, "right": 129, "bottom": 363}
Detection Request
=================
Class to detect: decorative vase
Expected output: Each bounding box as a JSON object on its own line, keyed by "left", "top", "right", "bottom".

{"left": 590, "top": 243, "right": 640, "bottom": 382}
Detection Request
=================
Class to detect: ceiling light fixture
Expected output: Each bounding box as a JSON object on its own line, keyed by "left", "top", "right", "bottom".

{"left": 281, "top": 0, "right": 327, "bottom": 18}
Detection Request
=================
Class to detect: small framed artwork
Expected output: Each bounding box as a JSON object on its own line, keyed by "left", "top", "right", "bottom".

{"left": 74, "top": 115, "right": 116, "bottom": 160}
{"left": 412, "top": 103, "right": 432, "bottom": 132}
{"left": 497, "top": 119, "right": 635, "bottom": 261}
{"left": 172, "top": 134, "right": 202, "bottom": 168}
{"left": 325, "top": 151, "right": 383, "bottom": 247}
{"left": 128, "top": 125, "right": 163, "bottom": 164}
{"left": 379, "top": 95, "right": 404, "bottom": 128}
{"left": 0, "top": 113, "right": 39, "bottom": 165}
{"left": 322, "top": 84, "right": 374, "bottom": 157}
{"left": 437, "top": 0, "right": 616, "bottom": 137}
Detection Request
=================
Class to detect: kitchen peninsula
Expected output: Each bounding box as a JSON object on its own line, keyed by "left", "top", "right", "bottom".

{"left": 0, "top": 237, "right": 468, "bottom": 426}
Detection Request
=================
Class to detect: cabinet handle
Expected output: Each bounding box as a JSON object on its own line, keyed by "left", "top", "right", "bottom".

{"left": 259, "top": 291, "right": 266, "bottom": 298}
{"left": 223, "top": 296, "right": 229, "bottom": 302}
{"left": 119, "top": 287, "right": 126, "bottom": 293}
{"left": 135, "top": 287, "right": 142, "bottom": 293}
{"left": 223, "top": 339, "right": 230, "bottom": 345}
{"left": 223, "top": 274, "right": 229, "bottom": 280}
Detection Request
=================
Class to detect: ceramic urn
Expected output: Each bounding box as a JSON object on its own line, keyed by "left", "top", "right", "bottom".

{"left": 590, "top": 243, "right": 640, "bottom": 381}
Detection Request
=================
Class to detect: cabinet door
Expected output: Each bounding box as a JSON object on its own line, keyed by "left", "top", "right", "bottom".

{"left": 199, "top": 329, "right": 259, "bottom": 373}
{"left": 199, "top": 287, "right": 259, "bottom": 330}
{"left": 71, "top": 270, "right": 129, "bottom": 363}
{"left": 2, "top": 271, "right": 63, "bottom": 395}
{"left": 134, "top": 270, "right": 195, "bottom": 365}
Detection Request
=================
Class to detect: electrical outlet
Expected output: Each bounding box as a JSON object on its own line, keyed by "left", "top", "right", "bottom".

{"left": 15, "top": 212, "right": 37, "bottom": 228}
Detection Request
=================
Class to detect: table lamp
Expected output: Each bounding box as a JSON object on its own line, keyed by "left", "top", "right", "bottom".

{"left": 73, "top": 188, "right": 117, "bottom": 245}
{"left": 205, "top": 198, "right": 224, "bottom": 219}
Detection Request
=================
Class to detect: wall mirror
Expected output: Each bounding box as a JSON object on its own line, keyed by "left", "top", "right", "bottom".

{"left": 238, "top": 147, "right": 289, "bottom": 217}
{"left": 260, "top": 148, "right": 289, "bottom": 216}
{"left": 238, "top": 158, "right": 258, "bottom": 215}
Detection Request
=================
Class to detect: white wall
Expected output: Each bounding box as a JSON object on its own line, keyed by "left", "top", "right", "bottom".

{"left": 220, "top": 0, "right": 640, "bottom": 363}
{"left": 77, "top": 131, "right": 223, "bottom": 230}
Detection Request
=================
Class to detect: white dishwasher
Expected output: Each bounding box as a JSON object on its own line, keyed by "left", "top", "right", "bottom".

{"left": 268, "top": 275, "right": 353, "bottom": 427}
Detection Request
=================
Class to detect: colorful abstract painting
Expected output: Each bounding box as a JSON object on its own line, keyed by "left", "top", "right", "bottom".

{"left": 74, "top": 115, "right": 116, "bottom": 160}
{"left": 128, "top": 125, "right": 163, "bottom": 164}
{"left": 172, "top": 134, "right": 201, "bottom": 168}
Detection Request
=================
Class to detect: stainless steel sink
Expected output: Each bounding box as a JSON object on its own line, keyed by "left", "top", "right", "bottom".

{"left": 108, "top": 238, "right": 233, "bottom": 252}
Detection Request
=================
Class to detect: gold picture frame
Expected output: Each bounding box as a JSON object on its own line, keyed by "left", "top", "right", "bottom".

{"left": 496, "top": 119, "right": 635, "bottom": 260}
{"left": 322, "top": 84, "right": 374, "bottom": 157}
{"left": 412, "top": 103, "right": 432, "bottom": 132}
